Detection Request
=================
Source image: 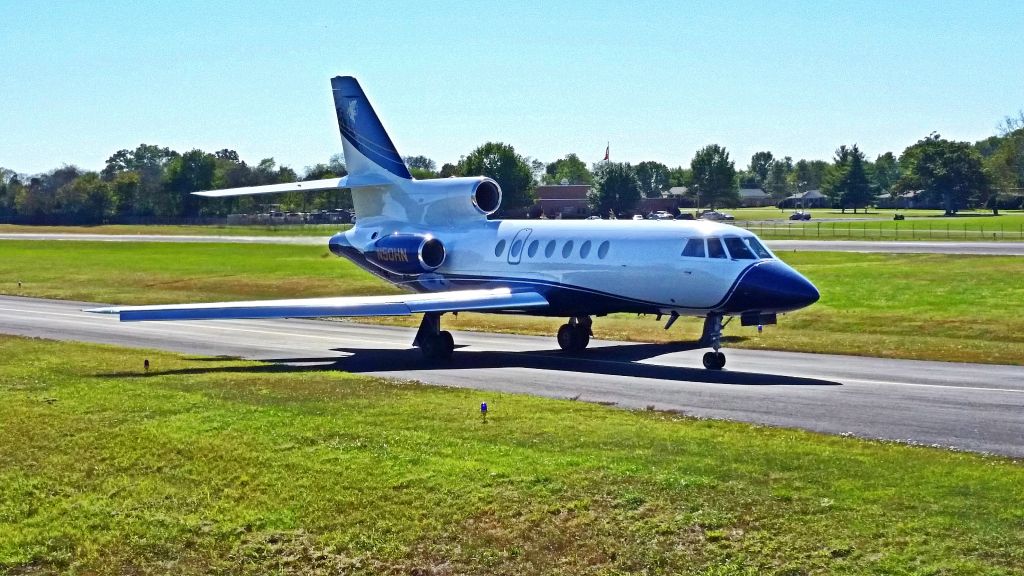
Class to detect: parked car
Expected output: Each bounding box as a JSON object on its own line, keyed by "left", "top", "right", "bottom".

{"left": 789, "top": 211, "right": 812, "bottom": 221}
{"left": 676, "top": 212, "right": 695, "bottom": 220}
{"left": 632, "top": 214, "right": 645, "bottom": 220}
{"left": 699, "top": 210, "right": 735, "bottom": 221}
{"left": 585, "top": 215, "right": 602, "bottom": 220}
{"left": 650, "top": 211, "right": 675, "bottom": 220}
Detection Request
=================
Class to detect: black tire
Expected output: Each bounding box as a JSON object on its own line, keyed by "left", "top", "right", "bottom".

{"left": 702, "top": 351, "right": 724, "bottom": 370}
{"left": 557, "top": 324, "right": 574, "bottom": 351}
{"left": 421, "top": 332, "right": 454, "bottom": 360}
{"left": 573, "top": 326, "right": 590, "bottom": 351}
{"left": 439, "top": 330, "right": 455, "bottom": 356}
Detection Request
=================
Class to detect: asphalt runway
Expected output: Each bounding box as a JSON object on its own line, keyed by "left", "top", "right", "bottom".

{"left": 2, "top": 233, "right": 1024, "bottom": 255}
{"left": 1, "top": 295, "right": 1021, "bottom": 457}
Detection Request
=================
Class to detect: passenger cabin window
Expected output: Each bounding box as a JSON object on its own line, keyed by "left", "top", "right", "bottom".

{"left": 494, "top": 239, "right": 506, "bottom": 257}
{"left": 681, "top": 238, "right": 706, "bottom": 258}
{"left": 723, "top": 237, "right": 757, "bottom": 260}
{"left": 580, "top": 240, "right": 592, "bottom": 258}
{"left": 562, "top": 240, "right": 574, "bottom": 258}
{"left": 545, "top": 240, "right": 556, "bottom": 258}
{"left": 707, "top": 237, "right": 727, "bottom": 259}
{"left": 597, "top": 240, "right": 610, "bottom": 259}
{"left": 744, "top": 237, "right": 772, "bottom": 259}
{"left": 510, "top": 239, "right": 523, "bottom": 258}
{"left": 527, "top": 239, "right": 539, "bottom": 258}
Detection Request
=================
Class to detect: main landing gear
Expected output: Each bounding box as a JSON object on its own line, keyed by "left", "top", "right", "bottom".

{"left": 557, "top": 316, "right": 592, "bottom": 352}
{"left": 414, "top": 312, "right": 455, "bottom": 360}
{"left": 700, "top": 314, "right": 726, "bottom": 370}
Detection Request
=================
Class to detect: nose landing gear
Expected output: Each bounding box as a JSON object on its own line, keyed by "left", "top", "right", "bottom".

{"left": 557, "top": 316, "right": 592, "bottom": 352}
{"left": 700, "top": 314, "right": 727, "bottom": 370}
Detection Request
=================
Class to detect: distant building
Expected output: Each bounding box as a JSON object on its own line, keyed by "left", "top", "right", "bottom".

{"left": 738, "top": 187, "right": 772, "bottom": 207}
{"left": 778, "top": 189, "right": 827, "bottom": 209}
{"left": 532, "top": 184, "right": 591, "bottom": 218}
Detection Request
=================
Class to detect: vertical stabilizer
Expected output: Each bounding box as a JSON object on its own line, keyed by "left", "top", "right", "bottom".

{"left": 331, "top": 76, "right": 412, "bottom": 181}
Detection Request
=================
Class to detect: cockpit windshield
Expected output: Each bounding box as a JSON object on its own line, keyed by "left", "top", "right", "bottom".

{"left": 723, "top": 237, "right": 757, "bottom": 260}
{"left": 743, "top": 236, "right": 772, "bottom": 259}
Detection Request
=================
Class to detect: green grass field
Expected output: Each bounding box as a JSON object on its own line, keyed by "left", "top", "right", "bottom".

{"left": 0, "top": 223, "right": 349, "bottom": 237}
{"left": 726, "top": 209, "right": 1024, "bottom": 241}
{"left": 1, "top": 335, "right": 1022, "bottom": 574}
{"left": 1, "top": 240, "right": 1021, "bottom": 365}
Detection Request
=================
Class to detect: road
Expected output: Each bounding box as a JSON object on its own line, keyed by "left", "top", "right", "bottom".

{"left": 2, "top": 232, "right": 1023, "bottom": 255}
{"left": 1, "top": 295, "right": 1021, "bottom": 457}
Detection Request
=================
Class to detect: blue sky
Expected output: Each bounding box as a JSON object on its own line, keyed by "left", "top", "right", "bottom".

{"left": 2, "top": 1, "right": 1022, "bottom": 176}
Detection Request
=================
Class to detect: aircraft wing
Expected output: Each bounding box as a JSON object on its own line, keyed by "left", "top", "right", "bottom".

{"left": 85, "top": 288, "right": 549, "bottom": 322}
{"left": 192, "top": 174, "right": 391, "bottom": 198}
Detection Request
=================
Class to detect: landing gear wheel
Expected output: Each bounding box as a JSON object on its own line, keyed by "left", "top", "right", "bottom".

{"left": 702, "top": 351, "right": 726, "bottom": 370}
{"left": 421, "top": 331, "right": 454, "bottom": 360}
{"left": 557, "top": 324, "right": 590, "bottom": 352}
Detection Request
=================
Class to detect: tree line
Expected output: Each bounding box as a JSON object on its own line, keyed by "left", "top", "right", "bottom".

{"left": 3, "top": 113, "right": 1023, "bottom": 224}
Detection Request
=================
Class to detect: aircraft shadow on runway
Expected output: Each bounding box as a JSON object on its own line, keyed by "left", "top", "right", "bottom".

{"left": 110, "top": 341, "right": 841, "bottom": 387}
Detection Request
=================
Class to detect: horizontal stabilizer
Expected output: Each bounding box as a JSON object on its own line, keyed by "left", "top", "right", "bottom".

{"left": 85, "top": 288, "right": 549, "bottom": 322}
{"left": 192, "top": 174, "right": 392, "bottom": 198}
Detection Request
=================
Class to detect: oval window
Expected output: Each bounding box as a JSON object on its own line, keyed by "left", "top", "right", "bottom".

{"left": 597, "top": 240, "right": 610, "bottom": 259}
{"left": 580, "top": 240, "right": 592, "bottom": 258}
{"left": 545, "top": 240, "right": 556, "bottom": 258}
{"left": 561, "top": 240, "right": 574, "bottom": 258}
{"left": 510, "top": 239, "right": 523, "bottom": 258}
{"left": 494, "top": 239, "right": 506, "bottom": 257}
{"left": 527, "top": 239, "right": 539, "bottom": 258}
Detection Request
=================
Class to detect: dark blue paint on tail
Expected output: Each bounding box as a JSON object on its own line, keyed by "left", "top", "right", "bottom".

{"left": 331, "top": 76, "right": 412, "bottom": 180}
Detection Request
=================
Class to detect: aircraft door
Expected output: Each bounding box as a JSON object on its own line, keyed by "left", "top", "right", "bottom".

{"left": 507, "top": 228, "right": 532, "bottom": 265}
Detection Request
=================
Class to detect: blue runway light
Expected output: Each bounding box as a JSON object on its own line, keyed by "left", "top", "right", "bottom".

{"left": 481, "top": 402, "right": 488, "bottom": 414}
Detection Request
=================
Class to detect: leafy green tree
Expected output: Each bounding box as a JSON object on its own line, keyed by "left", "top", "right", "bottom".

{"left": 439, "top": 163, "right": 459, "bottom": 178}
{"left": 403, "top": 155, "right": 436, "bottom": 173}
{"left": 587, "top": 162, "right": 641, "bottom": 216}
{"left": 823, "top": 145, "right": 874, "bottom": 213}
{"left": 763, "top": 157, "right": 793, "bottom": 198}
{"left": 56, "top": 172, "right": 114, "bottom": 224}
{"left": 457, "top": 142, "right": 536, "bottom": 213}
{"left": 0, "top": 168, "right": 17, "bottom": 219}
{"left": 544, "top": 153, "right": 592, "bottom": 185}
{"left": 689, "top": 145, "right": 738, "bottom": 209}
{"left": 668, "top": 166, "right": 691, "bottom": 188}
{"left": 790, "top": 159, "right": 828, "bottom": 191}
{"left": 749, "top": 151, "right": 774, "bottom": 183}
{"left": 163, "top": 150, "right": 216, "bottom": 217}
{"left": 634, "top": 161, "right": 670, "bottom": 198}
{"left": 872, "top": 152, "right": 900, "bottom": 197}
{"left": 898, "top": 134, "right": 991, "bottom": 215}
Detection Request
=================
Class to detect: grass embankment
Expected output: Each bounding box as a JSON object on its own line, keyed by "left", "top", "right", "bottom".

{"left": 1, "top": 241, "right": 1022, "bottom": 365}
{"left": 728, "top": 210, "right": 1024, "bottom": 241}
{"left": 1, "top": 335, "right": 1022, "bottom": 574}
{"left": 0, "top": 223, "right": 347, "bottom": 237}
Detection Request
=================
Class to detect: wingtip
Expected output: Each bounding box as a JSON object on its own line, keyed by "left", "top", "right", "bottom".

{"left": 84, "top": 307, "right": 119, "bottom": 315}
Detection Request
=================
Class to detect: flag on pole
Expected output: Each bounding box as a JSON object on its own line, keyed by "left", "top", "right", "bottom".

{"left": 603, "top": 142, "right": 609, "bottom": 161}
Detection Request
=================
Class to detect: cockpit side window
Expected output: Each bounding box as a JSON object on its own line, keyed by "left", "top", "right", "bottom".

{"left": 707, "top": 237, "right": 727, "bottom": 259}
{"left": 744, "top": 236, "right": 772, "bottom": 259}
{"left": 723, "top": 236, "right": 757, "bottom": 260}
{"left": 681, "top": 238, "right": 706, "bottom": 258}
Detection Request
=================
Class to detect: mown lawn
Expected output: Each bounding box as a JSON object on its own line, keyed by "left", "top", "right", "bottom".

{"left": 1, "top": 240, "right": 1022, "bottom": 364}
{"left": 0, "top": 223, "right": 348, "bottom": 237}
{"left": 1, "top": 336, "right": 1022, "bottom": 574}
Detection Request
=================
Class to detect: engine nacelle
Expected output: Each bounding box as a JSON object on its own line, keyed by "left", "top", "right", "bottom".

{"left": 365, "top": 234, "right": 446, "bottom": 275}
{"left": 470, "top": 178, "right": 502, "bottom": 216}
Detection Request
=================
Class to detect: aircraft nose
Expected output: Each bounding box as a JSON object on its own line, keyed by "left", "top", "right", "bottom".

{"left": 723, "top": 260, "right": 819, "bottom": 313}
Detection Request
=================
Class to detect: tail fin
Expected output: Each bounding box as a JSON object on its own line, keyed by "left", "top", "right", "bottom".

{"left": 331, "top": 76, "right": 412, "bottom": 181}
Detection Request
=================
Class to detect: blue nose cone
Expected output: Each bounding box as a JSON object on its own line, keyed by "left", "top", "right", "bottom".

{"left": 722, "top": 260, "right": 819, "bottom": 313}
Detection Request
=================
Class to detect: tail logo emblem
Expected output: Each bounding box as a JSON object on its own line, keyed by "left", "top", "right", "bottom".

{"left": 346, "top": 100, "right": 358, "bottom": 125}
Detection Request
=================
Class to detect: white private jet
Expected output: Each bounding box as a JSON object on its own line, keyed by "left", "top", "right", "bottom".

{"left": 89, "top": 76, "right": 819, "bottom": 370}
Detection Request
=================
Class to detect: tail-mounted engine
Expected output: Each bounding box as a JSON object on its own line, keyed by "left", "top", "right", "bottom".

{"left": 365, "top": 234, "right": 446, "bottom": 275}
